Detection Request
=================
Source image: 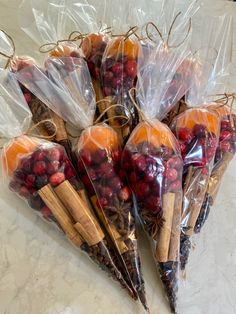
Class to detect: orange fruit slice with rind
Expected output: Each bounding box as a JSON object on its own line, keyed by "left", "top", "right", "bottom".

{"left": 106, "top": 38, "right": 139, "bottom": 60}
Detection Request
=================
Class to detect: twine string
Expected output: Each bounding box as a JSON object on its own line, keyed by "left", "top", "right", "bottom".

{"left": 0, "top": 29, "right": 16, "bottom": 69}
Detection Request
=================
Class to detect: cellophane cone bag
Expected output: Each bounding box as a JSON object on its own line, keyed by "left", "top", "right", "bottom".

{"left": 122, "top": 23, "right": 193, "bottom": 311}
{"left": 170, "top": 14, "right": 233, "bottom": 271}
{"left": 0, "top": 68, "right": 134, "bottom": 299}
{"left": 194, "top": 103, "right": 236, "bottom": 233}
{"left": 171, "top": 108, "right": 220, "bottom": 271}
{"left": 15, "top": 56, "right": 148, "bottom": 308}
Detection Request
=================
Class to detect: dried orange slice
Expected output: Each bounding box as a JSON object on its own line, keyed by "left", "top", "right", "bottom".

{"left": 106, "top": 38, "right": 139, "bottom": 60}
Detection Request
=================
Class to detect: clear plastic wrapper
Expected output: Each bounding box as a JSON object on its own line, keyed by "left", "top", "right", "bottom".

{"left": 171, "top": 108, "right": 220, "bottom": 271}
{"left": 15, "top": 56, "right": 148, "bottom": 310}
{"left": 122, "top": 26, "right": 193, "bottom": 311}
{"left": 195, "top": 101, "right": 236, "bottom": 233}
{"left": 0, "top": 69, "right": 134, "bottom": 298}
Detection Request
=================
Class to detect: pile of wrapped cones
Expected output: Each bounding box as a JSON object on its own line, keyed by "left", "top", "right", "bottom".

{"left": 0, "top": 0, "right": 235, "bottom": 313}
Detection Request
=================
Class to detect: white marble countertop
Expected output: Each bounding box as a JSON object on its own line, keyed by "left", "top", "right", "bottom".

{"left": 0, "top": 1, "right": 236, "bottom": 314}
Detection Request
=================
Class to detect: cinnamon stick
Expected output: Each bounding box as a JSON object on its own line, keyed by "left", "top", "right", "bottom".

{"left": 38, "top": 184, "right": 83, "bottom": 247}
{"left": 168, "top": 192, "right": 182, "bottom": 261}
{"left": 156, "top": 192, "right": 176, "bottom": 263}
{"left": 51, "top": 111, "right": 68, "bottom": 142}
{"left": 54, "top": 180, "right": 104, "bottom": 246}
{"left": 91, "top": 196, "right": 128, "bottom": 255}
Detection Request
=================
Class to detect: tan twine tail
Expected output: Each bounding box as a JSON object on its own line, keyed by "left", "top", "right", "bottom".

{"left": 27, "top": 119, "right": 58, "bottom": 139}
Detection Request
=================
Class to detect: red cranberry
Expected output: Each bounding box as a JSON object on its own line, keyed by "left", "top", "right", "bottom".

{"left": 112, "top": 150, "right": 122, "bottom": 163}
{"left": 65, "top": 164, "right": 76, "bottom": 179}
{"left": 19, "top": 186, "right": 30, "bottom": 198}
{"left": 104, "top": 71, "right": 114, "bottom": 83}
{"left": 81, "top": 175, "right": 94, "bottom": 195}
{"left": 87, "top": 169, "right": 97, "bottom": 181}
{"left": 101, "top": 186, "right": 113, "bottom": 199}
{"left": 13, "top": 170, "right": 26, "bottom": 182}
{"left": 112, "top": 77, "right": 123, "bottom": 89}
{"left": 201, "top": 167, "right": 209, "bottom": 175}
{"left": 104, "top": 87, "right": 112, "bottom": 96}
{"left": 70, "top": 51, "right": 81, "bottom": 58}
{"left": 119, "top": 187, "right": 131, "bottom": 201}
{"left": 97, "top": 197, "right": 109, "bottom": 208}
{"left": 47, "top": 161, "right": 60, "bottom": 175}
{"left": 205, "top": 147, "right": 216, "bottom": 160}
{"left": 33, "top": 150, "right": 46, "bottom": 161}
{"left": 47, "top": 147, "right": 63, "bottom": 161}
{"left": 21, "top": 158, "right": 32, "bottom": 173}
{"left": 192, "top": 124, "right": 207, "bottom": 139}
{"left": 135, "top": 182, "right": 150, "bottom": 198}
{"left": 220, "top": 141, "right": 231, "bottom": 153}
{"left": 98, "top": 163, "right": 115, "bottom": 179}
{"left": 178, "top": 127, "right": 192, "bottom": 143}
{"left": 111, "top": 63, "right": 123, "bottom": 75}
{"left": 220, "top": 130, "right": 232, "bottom": 141}
{"left": 132, "top": 154, "right": 146, "bottom": 172}
{"left": 221, "top": 120, "right": 230, "bottom": 130}
{"left": 166, "top": 168, "right": 178, "bottom": 182}
{"left": 80, "top": 149, "right": 92, "bottom": 166}
{"left": 24, "top": 93, "right": 32, "bottom": 103}
{"left": 33, "top": 161, "right": 47, "bottom": 175}
{"left": 49, "top": 172, "right": 65, "bottom": 186}
{"left": 129, "top": 172, "right": 137, "bottom": 185}
{"left": 146, "top": 196, "right": 161, "bottom": 213}
{"left": 26, "top": 174, "right": 36, "bottom": 189}
{"left": 168, "top": 156, "right": 183, "bottom": 170}
{"left": 110, "top": 177, "right": 122, "bottom": 191}
{"left": 35, "top": 175, "right": 48, "bottom": 189}
{"left": 125, "top": 60, "right": 137, "bottom": 78}
{"left": 179, "top": 141, "right": 187, "bottom": 155}
{"left": 169, "top": 180, "right": 182, "bottom": 192}
{"left": 41, "top": 206, "right": 52, "bottom": 219}
{"left": 118, "top": 170, "right": 126, "bottom": 180}
{"left": 231, "top": 132, "right": 236, "bottom": 142}
{"left": 92, "top": 149, "right": 107, "bottom": 164}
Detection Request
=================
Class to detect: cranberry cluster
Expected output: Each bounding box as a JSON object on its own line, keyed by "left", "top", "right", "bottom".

{"left": 9, "top": 144, "right": 76, "bottom": 220}
{"left": 215, "top": 114, "right": 236, "bottom": 164}
{"left": 122, "top": 143, "right": 183, "bottom": 215}
{"left": 101, "top": 56, "right": 137, "bottom": 98}
{"left": 86, "top": 41, "right": 107, "bottom": 80}
{"left": 78, "top": 148, "right": 131, "bottom": 211}
{"left": 176, "top": 123, "right": 218, "bottom": 174}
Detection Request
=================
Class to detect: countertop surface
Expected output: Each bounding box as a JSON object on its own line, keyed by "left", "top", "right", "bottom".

{"left": 0, "top": 1, "right": 236, "bottom": 314}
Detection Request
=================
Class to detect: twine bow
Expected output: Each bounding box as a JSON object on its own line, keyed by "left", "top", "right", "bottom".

{"left": 112, "top": 26, "right": 141, "bottom": 41}
{"left": 0, "top": 29, "right": 16, "bottom": 69}
{"left": 145, "top": 12, "right": 191, "bottom": 49}
{"left": 39, "top": 31, "right": 88, "bottom": 53}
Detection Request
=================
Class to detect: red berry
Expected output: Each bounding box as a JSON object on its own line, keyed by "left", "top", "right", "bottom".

{"left": 87, "top": 169, "right": 97, "bottom": 181}
{"left": 110, "top": 177, "right": 122, "bottom": 191}
{"left": 81, "top": 175, "right": 94, "bottom": 195}
{"left": 80, "top": 149, "right": 92, "bottom": 166}
{"left": 220, "top": 130, "right": 231, "bottom": 141}
{"left": 132, "top": 154, "right": 146, "bottom": 172}
{"left": 33, "top": 150, "right": 46, "bottom": 161}
{"left": 98, "top": 163, "right": 114, "bottom": 179}
{"left": 192, "top": 124, "right": 207, "bottom": 139}
{"left": 119, "top": 187, "right": 131, "bottom": 201}
{"left": 125, "top": 60, "right": 137, "bottom": 78}
{"left": 146, "top": 196, "right": 161, "bottom": 213}
{"left": 118, "top": 170, "right": 126, "bottom": 180}
{"left": 111, "top": 63, "right": 123, "bottom": 75}
{"left": 221, "top": 120, "right": 230, "bottom": 130}
{"left": 35, "top": 175, "right": 48, "bottom": 189}
{"left": 33, "top": 161, "right": 47, "bottom": 175}
{"left": 166, "top": 168, "right": 178, "bottom": 182}
{"left": 97, "top": 197, "right": 108, "bottom": 208}
{"left": 205, "top": 147, "right": 216, "bottom": 160}
{"left": 26, "top": 174, "right": 36, "bottom": 189}
{"left": 129, "top": 172, "right": 137, "bottom": 185}
{"left": 47, "top": 161, "right": 60, "bottom": 175}
{"left": 168, "top": 156, "right": 183, "bottom": 170}
{"left": 112, "top": 77, "right": 123, "bottom": 89}
{"left": 24, "top": 92, "right": 32, "bottom": 103}
{"left": 41, "top": 206, "right": 52, "bottom": 219}
{"left": 179, "top": 141, "right": 187, "bottom": 155}
{"left": 112, "top": 150, "right": 122, "bottom": 163}
{"left": 231, "top": 132, "right": 236, "bottom": 142}
{"left": 92, "top": 149, "right": 107, "bottom": 164}
{"left": 178, "top": 127, "right": 192, "bottom": 143}
{"left": 47, "top": 147, "right": 63, "bottom": 161}
{"left": 21, "top": 158, "right": 32, "bottom": 173}
{"left": 104, "top": 87, "right": 112, "bottom": 96}
{"left": 65, "top": 164, "right": 76, "bottom": 179}
{"left": 169, "top": 180, "right": 182, "bottom": 192}
{"left": 135, "top": 182, "right": 150, "bottom": 198}
{"left": 104, "top": 71, "right": 114, "bottom": 83}
{"left": 49, "top": 172, "right": 65, "bottom": 186}
{"left": 70, "top": 51, "right": 81, "bottom": 58}
{"left": 101, "top": 186, "right": 113, "bottom": 199}
{"left": 201, "top": 167, "right": 209, "bottom": 175}
{"left": 9, "top": 180, "right": 21, "bottom": 192}
{"left": 220, "top": 141, "right": 231, "bottom": 153}
{"left": 19, "top": 186, "right": 30, "bottom": 198}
